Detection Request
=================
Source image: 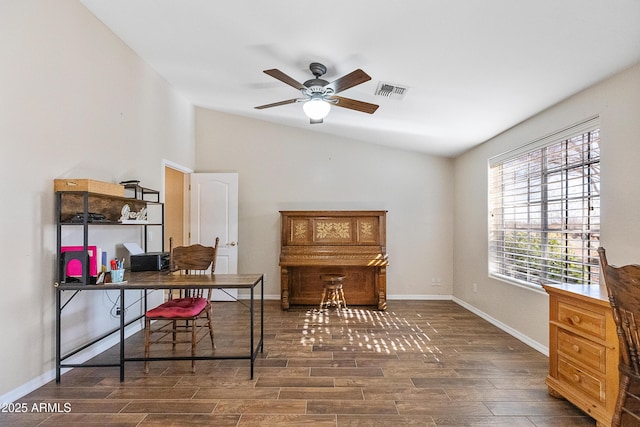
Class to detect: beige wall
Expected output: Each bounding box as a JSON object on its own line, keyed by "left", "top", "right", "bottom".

{"left": 0, "top": 0, "right": 193, "bottom": 398}
{"left": 453, "top": 63, "right": 640, "bottom": 350}
{"left": 194, "top": 109, "right": 455, "bottom": 300}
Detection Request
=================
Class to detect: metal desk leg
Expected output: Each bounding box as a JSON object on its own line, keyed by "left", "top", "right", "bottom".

{"left": 260, "top": 275, "right": 264, "bottom": 353}
{"left": 55, "top": 287, "right": 61, "bottom": 383}
{"left": 120, "top": 287, "right": 125, "bottom": 381}
{"left": 250, "top": 286, "right": 254, "bottom": 379}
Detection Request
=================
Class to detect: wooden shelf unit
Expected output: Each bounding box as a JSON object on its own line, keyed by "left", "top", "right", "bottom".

{"left": 55, "top": 189, "right": 164, "bottom": 285}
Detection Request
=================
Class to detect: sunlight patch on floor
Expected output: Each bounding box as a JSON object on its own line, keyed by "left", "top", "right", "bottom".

{"left": 299, "top": 307, "right": 441, "bottom": 358}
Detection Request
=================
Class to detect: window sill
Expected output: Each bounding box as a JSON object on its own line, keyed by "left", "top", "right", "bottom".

{"left": 488, "top": 273, "right": 549, "bottom": 295}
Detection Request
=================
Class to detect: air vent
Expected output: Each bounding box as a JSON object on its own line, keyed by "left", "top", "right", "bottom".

{"left": 375, "top": 82, "right": 409, "bottom": 100}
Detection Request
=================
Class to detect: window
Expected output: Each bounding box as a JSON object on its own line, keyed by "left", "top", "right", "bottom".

{"left": 489, "top": 118, "right": 600, "bottom": 288}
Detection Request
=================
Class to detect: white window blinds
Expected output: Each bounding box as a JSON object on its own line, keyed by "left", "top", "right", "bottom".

{"left": 488, "top": 117, "right": 600, "bottom": 287}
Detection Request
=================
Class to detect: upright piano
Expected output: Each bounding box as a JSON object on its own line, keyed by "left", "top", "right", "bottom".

{"left": 279, "top": 210, "right": 389, "bottom": 310}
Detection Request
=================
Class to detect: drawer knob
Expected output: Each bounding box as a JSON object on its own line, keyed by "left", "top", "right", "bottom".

{"left": 569, "top": 315, "right": 581, "bottom": 324}
{"left": 572, "top": 374, "right": 581, "bottom": 383}
{"left": 572, "top": 344, "right": 580, "bottom": 352}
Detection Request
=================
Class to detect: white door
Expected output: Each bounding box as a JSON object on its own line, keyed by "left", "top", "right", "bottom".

{"left": 190, "top": 172, "right": 238, "bottom": 301}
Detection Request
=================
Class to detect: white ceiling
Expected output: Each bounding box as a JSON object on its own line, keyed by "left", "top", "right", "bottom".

{"left": 81, "top": 0, "right": 640, "bottom": 157}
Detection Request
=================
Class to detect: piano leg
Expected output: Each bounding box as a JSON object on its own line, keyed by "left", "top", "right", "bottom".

{"left": 377, "top": 266, "right": 387, "bottom": 311}
{"left": 280, "top": 267, "right": 290, "bottom": 310}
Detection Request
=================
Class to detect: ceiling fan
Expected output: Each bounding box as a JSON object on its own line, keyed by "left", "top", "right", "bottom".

{"left": 255, "top": 62, "right": 379, "bottom": 124}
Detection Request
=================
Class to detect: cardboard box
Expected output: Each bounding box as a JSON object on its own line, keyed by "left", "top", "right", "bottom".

{"left": 54, "top": 179, "right": 124, "bottom": 197}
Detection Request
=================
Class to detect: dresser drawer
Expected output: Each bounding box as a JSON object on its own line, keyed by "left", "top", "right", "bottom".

{"left": 558, "top": 356, "right": 605, "bottom": 404}
{"left": 557, "top": 329, "right": 606, "bottom": 374}
{"left": 556, "top": 301, "right": 606, "bottom": 341}
{"left": 544, "top": 284, "right": 619, "bottom": 427}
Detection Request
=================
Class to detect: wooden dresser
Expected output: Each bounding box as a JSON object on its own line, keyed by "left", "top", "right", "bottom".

{"left": 543, "top": 284, "right": 619, "bottom": 427}
{"left": 279, "top": 210, "right": 388, "bottom": 310}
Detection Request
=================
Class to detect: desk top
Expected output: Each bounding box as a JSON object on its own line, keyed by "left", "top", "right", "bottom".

{"left": 55, "top": 272, "right": 263, "bottom": 291}
{"left": 542, "top": 283, "right": 610, "bottom": 305}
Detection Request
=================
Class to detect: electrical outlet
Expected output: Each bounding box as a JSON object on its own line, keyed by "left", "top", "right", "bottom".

{"left": 472, "top": 283, "right": 478, "bottom": 293}
{"left": 431, "top": 278, "right": 441, "bottom": 287}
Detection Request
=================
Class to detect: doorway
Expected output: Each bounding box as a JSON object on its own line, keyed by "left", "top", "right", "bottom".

{"left": 163, "top": 165, "right": 189, "bottom": 250}
{"left": 163, "top": 164, "right": 239, "bottom": 294}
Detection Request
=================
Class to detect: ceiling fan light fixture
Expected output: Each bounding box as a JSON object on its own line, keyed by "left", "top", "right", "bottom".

{"left": 255, "top": 62, "right": 378, "bottom": 121}
{"left": 302, "top": 98, "right": 331, "bottom": 120}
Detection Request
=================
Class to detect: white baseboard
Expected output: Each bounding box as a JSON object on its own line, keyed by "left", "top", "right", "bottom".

{"left": 452, "top": 296, "right": 548, "bottom": 356}
{"left": 0, "top": 322, "right": 144, "bottom": 404}
{"left": 0, "top": 370, "right": 55, "bottom": 405}
{"left": 387, "top": 294, "right": 452, "bottom": 300}
{"left": 234, "top": 293, "right": 282, "bottom": 301}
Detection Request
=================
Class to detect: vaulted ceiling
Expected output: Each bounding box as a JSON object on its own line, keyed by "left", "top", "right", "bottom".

{"left": 81, "top": 0, "right": 640, "bottom": 157}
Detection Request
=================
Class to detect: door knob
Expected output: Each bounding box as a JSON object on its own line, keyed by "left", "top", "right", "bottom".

{"left": 227, "top": 241, "right": 237, "bottom": 246}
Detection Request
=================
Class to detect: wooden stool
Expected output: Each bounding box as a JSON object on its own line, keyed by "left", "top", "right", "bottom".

{"left": 319, "top": 274, "right": 347, "bottom": 309}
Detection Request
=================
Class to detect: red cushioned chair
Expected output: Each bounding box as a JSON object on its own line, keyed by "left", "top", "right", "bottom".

{"left": 144, "top": 237, "right": 219, "bottom": 374}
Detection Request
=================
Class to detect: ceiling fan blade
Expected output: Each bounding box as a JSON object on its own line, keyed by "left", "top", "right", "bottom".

{"left": 331, "top": 96, "right": 379, "bottom": 114}
{"left": 263, "top": 69, "right": 306, "bottom": 91}
{"left": 327, "top": 69, "right": 371, "bottom": 94}
{"left": 254, "top": 98, "right": 299, "bottom": 109}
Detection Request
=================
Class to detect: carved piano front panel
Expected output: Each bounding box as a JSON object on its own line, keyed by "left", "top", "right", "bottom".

{"left": 279, "top": 210, "right": 388, "bottom": 310}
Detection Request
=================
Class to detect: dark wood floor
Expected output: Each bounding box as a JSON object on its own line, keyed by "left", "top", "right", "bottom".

{"left": 4, "top": 300, "right": 596, "bottom": 426}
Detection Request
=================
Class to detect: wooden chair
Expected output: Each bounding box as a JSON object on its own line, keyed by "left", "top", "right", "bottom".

{"left": 144, "top": 237, "right": 219, "bottom": 374}
{"left": 598, "top": 247, "right": 640, "bottom": 426}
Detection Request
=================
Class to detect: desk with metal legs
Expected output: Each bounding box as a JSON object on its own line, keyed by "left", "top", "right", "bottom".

{"left": 55, "top": 272, "right": 264, "bottom": 382}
